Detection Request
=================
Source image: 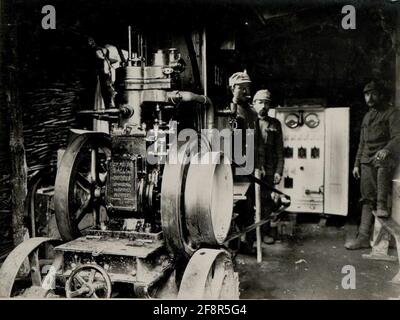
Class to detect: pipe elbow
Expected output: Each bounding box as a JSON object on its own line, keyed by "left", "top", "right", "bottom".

{"left": 167, "top": 91, "right": 215, "bottom": 132}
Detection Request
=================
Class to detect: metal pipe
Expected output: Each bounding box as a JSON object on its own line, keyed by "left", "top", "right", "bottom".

{"left": 128, "top": 26, "right": 132, "bottom": 66}
{"left": 201, "top": 28, "right": 208, "bottom": 130}
{"left": 167, "top": 91, "right": 215, "bottom": 142}
{"left": 202, "top": 28, "right": 208, "bottom": 97}
{"left": 140, "top": 34, "right": 144, "bottom": 64}
{"left": 254, "top": 169, "right": 262, "bottom": 263}
{"left": 391, "top": 164, "right": 400, "bottom": 225}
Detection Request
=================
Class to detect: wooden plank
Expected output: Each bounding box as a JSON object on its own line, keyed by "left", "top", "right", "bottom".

{"left": 4, "top": 1, "right": 27, "bottom": 247}
{"left": 396, "top": 7, "right": 400, "bottom": 109}
{"left": 373, "top": 213, "right": 400, "bottom": 241}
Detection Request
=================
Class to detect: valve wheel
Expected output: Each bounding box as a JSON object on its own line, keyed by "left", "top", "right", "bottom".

{"left": 54, "top": 133, "right": 111, "bottom": 241}
{"left": 65, "top": 264, "right": 112, "bottom": 299}
{"left": 178, "top": 248, "right": 239, "bottom": 299}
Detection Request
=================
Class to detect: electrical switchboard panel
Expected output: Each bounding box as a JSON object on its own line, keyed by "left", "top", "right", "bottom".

{"left": 270, "top": 107, "right": 349, "bottom": 216}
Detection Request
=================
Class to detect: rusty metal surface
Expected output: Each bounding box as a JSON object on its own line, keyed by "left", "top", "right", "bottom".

{"left": 178, "top": 248, "right": 238, "bottom": 300}
{"left": 55, "top": 236, "right": 163, "bottom": 258}
{"left": 83, "top": 229, "right": 162, "bottom": 241}
{"left": 0, "top": 237, "right": 58, "bottom": 297}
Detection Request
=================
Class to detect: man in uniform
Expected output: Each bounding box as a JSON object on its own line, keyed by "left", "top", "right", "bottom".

{"left": 253, "top": 89, "right": 284, "bottom": 244}
{"left": 227, "top": 72, "right": 257, "bottom": 253}
{"left": 345, "top": 81, "right": 400, "bottom": 250}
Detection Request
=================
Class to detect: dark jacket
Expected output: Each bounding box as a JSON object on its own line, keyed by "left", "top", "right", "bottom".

{"left": 232, "top": 104, "right": 257, "bottom": 176}
{"left": 355, "top": 105, "right": 400, "bottom": 168}
{"left": 235, "top": 104, "right": 258, "bottom": 130}
{"left": 255, "top": 116, "right": 284, "bottom": 176}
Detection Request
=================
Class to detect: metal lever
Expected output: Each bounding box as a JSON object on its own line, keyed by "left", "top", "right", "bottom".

{"left": 305, "top": 186, "right": 324, "bottom": 195}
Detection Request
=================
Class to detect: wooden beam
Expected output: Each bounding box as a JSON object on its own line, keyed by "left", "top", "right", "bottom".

{"left": 395, "top": 6, "right": 400, "bottom": 109}
{"left": 3, "top": 0, "right": 27, "bottom": 246}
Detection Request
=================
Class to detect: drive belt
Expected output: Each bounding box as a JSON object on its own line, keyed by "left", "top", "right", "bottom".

{"left": 231, "top": 161, "right": 291, "bottom": 198}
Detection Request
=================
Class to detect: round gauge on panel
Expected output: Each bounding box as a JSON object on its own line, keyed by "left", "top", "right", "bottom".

{"left": 304, "top": 113, "right": 320, "bottom": 128}
{"left": 284, "top": 113, "right": 299, "bottom": 128}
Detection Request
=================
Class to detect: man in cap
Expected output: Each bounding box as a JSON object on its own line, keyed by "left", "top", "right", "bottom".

{"left": 228, "top": 71, "right": 257, "bottom": 130}
{"left": 253, "top": 89, "right": 284, "bottom": 244}
{"left": 227, "top": 72, "right": 258, "bottom": 254}
{"left": 227, "top": 72, "right": 257, "bottom": 173}
{"left": 345, "top": 81, "right": 400, "bottom": 250}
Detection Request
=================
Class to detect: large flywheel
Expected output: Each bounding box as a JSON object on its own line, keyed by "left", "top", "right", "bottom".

{"left": 161, "top": 135, "right": 211, "bottom": 258}
{"left": 0, "top": 237, "right": 62, "bottom": 298}
{"left": 54, "top": 132, "right": 111, "bottom": 241}
{"left": 178, "top": 248, "right": 239, "bottom": 299}
{"left": 161, "top": 135, "right": 234, "bottom": 258}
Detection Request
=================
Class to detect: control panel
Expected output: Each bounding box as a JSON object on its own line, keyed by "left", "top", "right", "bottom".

{"left": 270, "top": 107, "right": 349, "bottom": 216}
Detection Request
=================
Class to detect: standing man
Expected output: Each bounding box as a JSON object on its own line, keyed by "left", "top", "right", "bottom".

{"left": 228, "top": 72, "right": 257, "bottom": 176}
{"left": 227, "top": 72, "right": 258, "bottom": 254}
{"left": 253, "top": 89, "right": 284, "bottom": 244}
{"left": 345, "top": 81, "right": 400, "bottom": 250}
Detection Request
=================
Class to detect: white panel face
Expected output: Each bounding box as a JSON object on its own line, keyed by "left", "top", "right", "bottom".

{"left": 324, "top": 108, "right": 349, "bottom": 216}
{"left": 273, "top": 109, "right": 325, "bottom": 213}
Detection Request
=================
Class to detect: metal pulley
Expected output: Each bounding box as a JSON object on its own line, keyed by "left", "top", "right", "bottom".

{"left": 184, "top": 151, "right": 233, "bottom": 246}
{"left": 160, "top": 134, "right": 212, "bottom": 257}
{"left": 178, "top": 248, "right": 239, "bottom": 299}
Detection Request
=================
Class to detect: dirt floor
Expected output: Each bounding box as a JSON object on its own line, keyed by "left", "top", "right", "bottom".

{"left": 237, "top": 220, "right": 400, "bottom": 300}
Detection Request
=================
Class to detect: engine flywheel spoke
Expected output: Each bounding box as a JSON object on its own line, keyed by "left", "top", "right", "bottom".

{"left": 76, "top": 173, "right": 92, "bottom": 190}
{"left": 75, "top": 198, "right": 91, "bottom": 224}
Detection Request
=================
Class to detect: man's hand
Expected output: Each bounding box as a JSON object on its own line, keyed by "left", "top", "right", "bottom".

{"left": 352, "top": 166, "right": 360, "bottom": 180}
{"left": 374, "top": 149, "right": 390, "bottom": 162}
{"left": 260, "top": 166, "right": 266, "bottom": 178}
{"left": 274, "top": 173, "right": 281, "bottom": 184}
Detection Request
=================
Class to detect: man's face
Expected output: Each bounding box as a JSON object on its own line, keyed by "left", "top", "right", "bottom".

{"left": 253, "top": 100, "right": 270, "bottom": 116}
{"left": 364, "top": 90, "right": 380, "bottom": 108}
{"left": 232, "top": 83, "right": 251, "bottom": 104}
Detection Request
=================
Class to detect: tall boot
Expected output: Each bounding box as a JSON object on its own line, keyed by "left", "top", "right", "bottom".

{"left": 345, "top": 204, "right": 373, "bottom": 250}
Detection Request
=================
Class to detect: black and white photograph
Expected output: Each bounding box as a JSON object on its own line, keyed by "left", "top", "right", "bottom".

{"left": 0, "top": 0, "right": 399, "bottom": 304}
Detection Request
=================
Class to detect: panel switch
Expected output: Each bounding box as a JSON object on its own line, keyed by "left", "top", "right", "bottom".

{"left": 298, "top": 147, "right": 307, "bottom": 159}
{"left": 311, "top": 146, "right": 320, "bottom": 159}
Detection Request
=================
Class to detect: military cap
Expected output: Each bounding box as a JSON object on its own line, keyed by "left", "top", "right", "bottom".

{"left": 363, "top": 81, "right": 382, "bottom": 93}
{"left": 253, "top": 89, "right": 271, "bottom": 102}
{"left": 229, "top": 72, "right": 251, "bottom": 87}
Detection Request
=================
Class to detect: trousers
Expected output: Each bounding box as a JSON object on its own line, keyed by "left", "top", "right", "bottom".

{"left": 358, "top": 163, "right": 394, "bottom": 236}
{"left": 360, "top": 163, "right": 393, "bottom": 209}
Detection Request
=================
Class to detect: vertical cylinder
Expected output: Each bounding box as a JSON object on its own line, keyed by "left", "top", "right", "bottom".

{"left": 128, "top": 26, "right": 132, "bottom": 66}
{"left": 255, "top": 169, "right": 262, "bottom": 263}
{"left": 392, "top": 178, "right": 400, "bottom": 226}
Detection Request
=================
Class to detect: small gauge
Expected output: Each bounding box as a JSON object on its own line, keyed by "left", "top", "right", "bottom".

{"left": 305, "top": 113, "right": 320, "bottom": 128}
{"left": 284, "top": 113, "right": 299, "bottom": 128}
